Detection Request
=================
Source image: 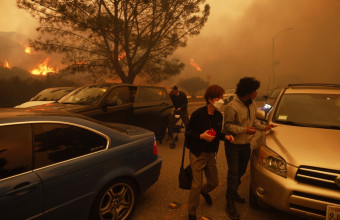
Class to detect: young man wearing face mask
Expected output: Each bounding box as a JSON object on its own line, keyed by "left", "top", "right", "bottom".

{"left": 186, "top": 85, "right": 234, "bottom": 220}
{"left": 223, "top": 77, "right": 276, "bottom": 220}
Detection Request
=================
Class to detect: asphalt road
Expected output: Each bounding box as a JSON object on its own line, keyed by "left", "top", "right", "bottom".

{"left": 132, "top": 102, "right": 302, "bottom": 220}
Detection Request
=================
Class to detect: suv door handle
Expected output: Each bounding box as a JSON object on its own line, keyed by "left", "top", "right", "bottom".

{"left": 5, "top": 182, "right": 39, "bottom": 196}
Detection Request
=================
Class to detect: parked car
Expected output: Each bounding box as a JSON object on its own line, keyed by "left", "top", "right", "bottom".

{"left": 259, "top": 86, "right": 284, "bottom": 114}
{"left": 0, "top": 108, "right": 162, "bottom": 220}
{"left": 223, "top": 88, "right": 235, "bottom": 104}
{"left": 30, "top": 83, "right": 173, "bottom": 142}
{"left": 250, "top": 83, "right": 340, "bottom": 219}
{"left": 14, "top": 87, "right": 76, "bottom": 108}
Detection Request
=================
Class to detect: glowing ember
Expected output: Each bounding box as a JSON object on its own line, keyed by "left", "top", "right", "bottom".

{"left": 31, "top": 58, "right": 58, "bottom": 75}
{"left": 77, "top": 60, "right": 86, "bottom": 66}
{"left": 25, "top": 46, "right": 32, "bottom": 54}
{"left": 190, "top": 58, "right": 202, "bottom": 72}
{"left": 118, "top": 52, "right": 126, "bottom": 61}
{"left": 3, "top": 60, "right": 10, "bottom": 68}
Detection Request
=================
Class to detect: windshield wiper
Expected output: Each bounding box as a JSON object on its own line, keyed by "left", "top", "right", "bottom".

{"left": 275, "top": 120, "right": 309, "bottom": 127}
{"left": 275, "top": 120, "right": 340, "bottom": 130}
{"left": 313, "top": 125, "right": 340, "bottom": 130}
{"left": 59, "top": 102, "right": 77, "bottom": 104}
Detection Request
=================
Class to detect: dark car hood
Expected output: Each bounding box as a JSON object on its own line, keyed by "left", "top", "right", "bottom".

{"left": 106, "top": 122, "right": 154, "bottom": 137}
{"left": 30, "top": 102, "right": 94, "bottom": 113}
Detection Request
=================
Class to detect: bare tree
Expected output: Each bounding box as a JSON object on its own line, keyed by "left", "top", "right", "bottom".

{"left": 17, "top": 0, "right": 210, "bottom": 83}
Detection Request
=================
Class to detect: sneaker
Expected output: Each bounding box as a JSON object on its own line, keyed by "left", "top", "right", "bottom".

{"left": 188, "top": 214, "right": 196, "bottom": 220}
{"left": 226, "top": 200, "right": 240, "bottom": 220}
{"left": 234, "top": 194, "right": 246, "bottom": 204}
{"left": 201, "top": 191, "right": 212, "bottom": 205}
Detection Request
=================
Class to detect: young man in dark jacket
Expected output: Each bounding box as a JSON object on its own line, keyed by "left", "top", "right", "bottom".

{"left": 186, "top": 85, "right": 234, "bottom": 220}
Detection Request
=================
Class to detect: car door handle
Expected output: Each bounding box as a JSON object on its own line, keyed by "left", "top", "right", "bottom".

{"left": 5, "top": 182, "right": 39, "bottom": 196}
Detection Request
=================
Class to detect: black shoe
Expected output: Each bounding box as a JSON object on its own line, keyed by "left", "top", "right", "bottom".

{"left": 201, "top": 191, "right": 212, "bottom": 205}
{"left": 234, "top": 194, "right": 246, "bottom": 204}
{"left": 188, "top": 214, "right": 196, "bottom": 220}
{"left": 226, "top": 200, "right": 240, "bottom": 220}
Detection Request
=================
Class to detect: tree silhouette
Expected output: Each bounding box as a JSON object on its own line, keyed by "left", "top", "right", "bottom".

{"left": 17, "top": 0, "right": 210, "bottom": 84}
{"left": 178, "top": 76, "right": 209, "bottom": 98}
{"left": 0, "top": 71, "right": 79, "bottom": 107}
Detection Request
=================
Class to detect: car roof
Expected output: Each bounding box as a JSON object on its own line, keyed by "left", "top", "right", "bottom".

{"left": 285, "top": 83, "right": 340, "bottom": 94}
{"left": 0, "top": 108, "right": 80, "bottom": 120}
{"left": 77, "top": 83, "right": 166, "bottom": 89}
{"left": 42, "top": 86, "right": 76, "bottom": 90}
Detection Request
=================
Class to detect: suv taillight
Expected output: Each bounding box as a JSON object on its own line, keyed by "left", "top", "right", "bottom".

{"left": 153, "top": 140, "right": 158, "bottom": 155}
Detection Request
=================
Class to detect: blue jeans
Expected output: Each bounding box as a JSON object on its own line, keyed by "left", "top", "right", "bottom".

{"left": 225, "top": 142, "right": 251, "bottom": 200}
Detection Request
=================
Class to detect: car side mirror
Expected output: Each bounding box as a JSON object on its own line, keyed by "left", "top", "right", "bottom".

{"left": 256, "top": 109, "right": 266, "bottom": 121}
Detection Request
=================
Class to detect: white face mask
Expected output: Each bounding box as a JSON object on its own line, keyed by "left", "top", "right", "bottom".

{"left": 213, "top": 99, "right": 224, "bottom": 111}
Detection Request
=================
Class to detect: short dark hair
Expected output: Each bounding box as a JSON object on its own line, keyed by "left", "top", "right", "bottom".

{"left": 172, "top": 85, "right": 178, "bottom": 91}
{"left": 204, "top": 85, "right": 225, "bottom": 104}
{"left": 235, "top": 77, "right": 260, "bottom": 97}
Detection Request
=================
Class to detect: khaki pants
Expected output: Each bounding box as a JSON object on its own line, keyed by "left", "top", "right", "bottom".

{"left": 188, "top": 152, "right": 219, "bottom": 215}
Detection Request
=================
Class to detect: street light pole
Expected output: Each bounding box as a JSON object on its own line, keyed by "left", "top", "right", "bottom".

{"left": 272, "top": 27, "right": 293, "bottom": 90}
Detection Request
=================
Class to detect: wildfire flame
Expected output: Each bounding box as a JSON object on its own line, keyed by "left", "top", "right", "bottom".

{"left": 25, "top": 46, "right": 32, "bottom": 54}
{"left": 3, "top": 60, "right": 10, "bottom": 69}
{"left": 190, "top": 58, "right": 202, "bottom": 72}
{"left": 77, "top": 60, "right": 86, "bottom": 66}
{"left": 31, "top": 58, "right": 58, "bottom": 75}
{"left": 118, "top": 52, "right": 126, "bottom": 61}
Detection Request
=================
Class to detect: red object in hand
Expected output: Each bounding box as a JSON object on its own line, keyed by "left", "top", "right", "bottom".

{"left": 207, "top": 128, "right": 216, "bottom": 136}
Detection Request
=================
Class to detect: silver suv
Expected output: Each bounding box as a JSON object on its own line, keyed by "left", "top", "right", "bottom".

{"left": 250, "top": 84, "right": 340, "bottom": 219}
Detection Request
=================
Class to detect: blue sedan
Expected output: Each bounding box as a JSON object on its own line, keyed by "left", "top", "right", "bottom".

{"left": 0, "top": 108, "right": 162, "bottom": 220}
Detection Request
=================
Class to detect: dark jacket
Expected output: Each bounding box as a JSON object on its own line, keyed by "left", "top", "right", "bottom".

{"left": 186, "top": 106, "right": 226, "bottom": 157}
{"left": 170, "top": 91, "right": 188, "bottom": 111}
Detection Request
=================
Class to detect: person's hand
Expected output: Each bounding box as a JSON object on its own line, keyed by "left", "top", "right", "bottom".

{"left": 246, "top": 127, "right": 256, "bottom": 134}
{"left": 200, "top": 130, "right": 216, "bottom": 142}
{"left": 265, "top": 123, "right": 277, "bottom": 131}
{"left": 225, "top": 135, "right": 234, "bottom": 143}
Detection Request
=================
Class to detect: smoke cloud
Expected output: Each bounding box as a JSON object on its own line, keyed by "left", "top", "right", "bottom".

{"left": 1, "top": 0, "right": 340, "bottom": 94}
{"left": 174, "top": 0, "right": 340, "bottom": 94}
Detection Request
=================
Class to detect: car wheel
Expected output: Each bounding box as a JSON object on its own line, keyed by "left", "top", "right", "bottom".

{"left": 249, "top": 183, "right": 259, "bottom": 209}
{"left": 170, "top": 143, "right": 176, "bottom": 149}
{"left": 90, "top": 178, "right": 137, "bottom": 220}
{"left": 161, "top": 117, "right": 170, "bottom": 134}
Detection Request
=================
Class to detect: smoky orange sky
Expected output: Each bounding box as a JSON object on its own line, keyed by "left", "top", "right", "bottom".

{"left": 1, "top": 0, "right": 340, "bottom": 93}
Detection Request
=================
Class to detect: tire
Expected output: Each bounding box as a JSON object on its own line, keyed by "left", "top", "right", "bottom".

{"left": 249, "top": 183, "right": 259, "bottom": 209}
{"left": 90, "top": 178, "right": 137, "bottom": 220}
{"left": 170, "top": 143, "right": 176, "bottom": 149}
{"left": 157, "top": 117, "right": 170, "bottom": 142}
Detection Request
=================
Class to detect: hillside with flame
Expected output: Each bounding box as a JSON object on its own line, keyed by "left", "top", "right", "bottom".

{"left": 0, "top": 32, "right": 60, "bottom": 78}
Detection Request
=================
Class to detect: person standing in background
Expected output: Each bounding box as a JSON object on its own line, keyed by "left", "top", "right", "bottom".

{"left": 169, "top": 85, "right": 189, "bottom": 129}
{"left": 223, "top": 77, "right": 276, "bottom": 220}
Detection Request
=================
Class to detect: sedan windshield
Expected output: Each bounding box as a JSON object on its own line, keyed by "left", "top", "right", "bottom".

{"left": 32, "top": 88, "right": 74, "bottom": 101}
{"left": 59, "top": 85, "right": 110, "bottom": 105}
{"left": 273, "top": 93, "right": 340, "bottom": 129}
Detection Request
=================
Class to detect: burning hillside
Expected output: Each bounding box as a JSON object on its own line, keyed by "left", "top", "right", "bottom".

{"left": 0, "top": 31, "right": 60, "bottom": 77}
